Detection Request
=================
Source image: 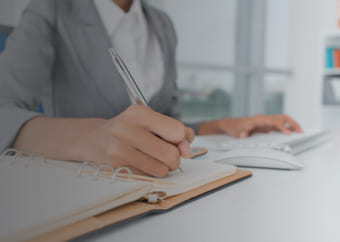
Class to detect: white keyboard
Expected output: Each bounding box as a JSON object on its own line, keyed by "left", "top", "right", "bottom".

{"left": 202, "top": 131, "right": 331, "bottom": 155}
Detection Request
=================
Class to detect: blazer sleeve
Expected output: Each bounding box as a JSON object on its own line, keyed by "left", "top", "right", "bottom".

{"left": 0, "top": 0, "right": 56, "bottom": 152}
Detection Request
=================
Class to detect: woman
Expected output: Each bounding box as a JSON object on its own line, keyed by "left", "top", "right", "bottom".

{"left": 0, "top": 0, "right": 302, "bottom": 177}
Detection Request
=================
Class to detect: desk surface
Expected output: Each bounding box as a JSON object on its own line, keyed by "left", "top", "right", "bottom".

{"left": 79, "top": 131, "right": 340, "bottom": 242}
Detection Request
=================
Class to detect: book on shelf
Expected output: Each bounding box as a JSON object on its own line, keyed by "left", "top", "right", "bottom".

{"left": 333, "top": 49, "right": 340, "bottom": 68}
{"left": 325, "top": 47, "right": 340, "bottom": 69}
{"left": 326, "top": 47, "right": 334, "bottom": 68}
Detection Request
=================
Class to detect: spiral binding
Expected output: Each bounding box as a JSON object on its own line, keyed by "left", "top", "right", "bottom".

{"left": 1, "top": 148, "right": 20, "bottom": 162}
{"left": 112, "top": 167, "right": 132, "bottom": 183}
{"left": 77, "top": 161, "right": 132, "bottom": 183}
{"left": 93, "top": 164, "right": 114, "bottom": 182}
{"left": 1, "top": 149, "right": 132, "bottom": 184}
{"left": 77, "top": 161, "right": 97, "bottom": 177}
{"left": 1, "top": 149, "right": 46, "bottom": 166}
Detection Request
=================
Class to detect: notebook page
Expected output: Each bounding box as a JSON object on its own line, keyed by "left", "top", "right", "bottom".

{"left": 0, "top": 158, "right": 148, "bottom": 241}
{"left": 150, "top": 158, "right": 237, "bottom": 198}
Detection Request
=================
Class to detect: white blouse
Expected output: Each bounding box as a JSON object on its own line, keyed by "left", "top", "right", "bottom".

{"left": 94, "top": 0, "right": 164, "bottom": 101}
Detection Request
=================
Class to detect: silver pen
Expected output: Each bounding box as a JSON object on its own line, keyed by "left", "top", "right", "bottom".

{"left": 109, "top": 48, "right": 149, "bottom": 106}
{"left": 108, "top": 48, "right": 184, "bottom": 173}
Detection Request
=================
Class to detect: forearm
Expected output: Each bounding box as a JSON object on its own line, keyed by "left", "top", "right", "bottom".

{"left": 13, "top": 105, "right": 195, "bottom": 177}
{"left": 14, "top": 116, "right": 106, "bottom": 161}
{"left": 197, "top": 118, "right": 245, "bottom": 136}
{"left": 197, "top": 119, "right": 224, "bottom": 135}
{"left": 197, "top": 114, "right": 303, "bottom": 138}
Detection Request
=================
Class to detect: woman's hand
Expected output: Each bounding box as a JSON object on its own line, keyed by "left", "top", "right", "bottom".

{"left": 197, "top": 114, "right": 303, "bottom": 138}
{"left": 15, "top": 105, "right": 194, "bottom": 178}
{"left": 72, "top": 105, "right": 194, "bottom": 177}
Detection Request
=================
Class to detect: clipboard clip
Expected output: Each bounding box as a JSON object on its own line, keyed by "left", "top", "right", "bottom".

{"left": 145, "top": 191, "right": 167, "bottom": 204}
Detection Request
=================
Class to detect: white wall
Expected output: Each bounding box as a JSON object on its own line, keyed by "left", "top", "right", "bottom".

{"left": 265, "top": 0, "right": 291, "bottom": 69}
{"left": 148, "top": 0, "right": 236, "bottom": 66}
{"left": 286, "top": 0, "right": 337, "bottom": 130}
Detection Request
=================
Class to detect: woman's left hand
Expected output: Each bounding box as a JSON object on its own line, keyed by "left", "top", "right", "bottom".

{"left": 197, "top": 114, "right": 303, "bottom": 138}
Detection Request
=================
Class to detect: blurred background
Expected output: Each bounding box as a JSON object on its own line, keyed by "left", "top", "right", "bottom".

{"left": 0, "top": 0, "right": 339, "bottom": 130}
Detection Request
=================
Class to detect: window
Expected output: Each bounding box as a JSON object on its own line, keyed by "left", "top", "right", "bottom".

{"left": 177, "top": 69, "right": 233, "bottom": 122}
{"left": 148, "top": 0, "right": 237, "bottom": 121}
{"left": 264, "top": 74, "right": 288, "bottom": 114}
{"left": 148, "top": 0, "right": 293, "bottom": 120}
{"left": 264, "top": 0, "right": 292, "bottom": 115}
{"left": 3, "top": 0, "right": 293, "bottom": 119}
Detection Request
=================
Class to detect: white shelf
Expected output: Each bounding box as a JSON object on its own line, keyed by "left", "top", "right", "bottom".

{"left": 324, "top": 69, "right": 340, "bottom": 76}
{"left": 325, "top": 33, "right": 340, "bottom": 47}
{"left": 325, "top": 32, "right": 340, "bottom": 37}
{"left": 323, "top": 104, "right": 340, "bottom": 110}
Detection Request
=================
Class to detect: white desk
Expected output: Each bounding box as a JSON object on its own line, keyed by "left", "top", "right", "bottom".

{"left": 79, "top": 132, "right": 340, "bottom": 242}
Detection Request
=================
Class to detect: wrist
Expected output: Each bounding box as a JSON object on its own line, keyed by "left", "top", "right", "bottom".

{"left": 67, "top": 118, "right": 107, "bottom": 162}
{"left": 197, "top": 119, "right": 223, "bottom": 135}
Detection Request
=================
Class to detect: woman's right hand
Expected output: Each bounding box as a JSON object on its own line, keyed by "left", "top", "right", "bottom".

{"left": 14, "top": 105, "right": 194, "bottom": 178}
{"left": 72, "top": 105, "right": 195, "bottom": 177}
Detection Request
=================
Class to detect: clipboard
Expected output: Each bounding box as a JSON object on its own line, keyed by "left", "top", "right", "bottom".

{"left": 31, "top": 169, "right": 251, "bottom": 242}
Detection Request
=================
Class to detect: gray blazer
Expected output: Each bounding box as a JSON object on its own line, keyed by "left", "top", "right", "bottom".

{"left": 0, "top": 0, "right": 198, "bottom": 152}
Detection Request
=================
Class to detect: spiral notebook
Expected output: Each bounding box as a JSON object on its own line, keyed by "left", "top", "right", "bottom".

{"left": 0, "top": 149, "right": 251, "bottom": 241}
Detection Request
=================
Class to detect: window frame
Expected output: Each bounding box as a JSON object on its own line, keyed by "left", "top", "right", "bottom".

{"left": 175, "top": 0, "right": 293, "bottom": 118}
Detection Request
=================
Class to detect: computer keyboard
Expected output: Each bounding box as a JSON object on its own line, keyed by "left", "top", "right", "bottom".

{"left": 200, "top": 131, "right": 331, "bottom": 155}
{"left": 281, "top": 131, "right": 330, "bottom": 155}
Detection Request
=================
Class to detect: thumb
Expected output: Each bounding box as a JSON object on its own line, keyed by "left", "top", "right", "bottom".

{"left": 239, "top": 122, "right": 255, "bottom": 138}
{"left": 239, "top": 131, "right": 249, "bottom": 138}
{"left": 185, "top": 127, "right": 195, "bottom": 143}
{"left": 178, "top": 140, "right": 191, "bottom": 157}
{"left": 238, "top": 118, "right": 259, "bottom": 138}
{"left": 178, "top": 127, "right": 195, "bottom": 157}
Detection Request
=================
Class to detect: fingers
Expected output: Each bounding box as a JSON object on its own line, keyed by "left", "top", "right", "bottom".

{"left": 239, "top": 120, "right": 260, "bottom": 138}
{"left": 107, "top": 141, "right": 170, "bottom": 177}
{"left": 125, "top": 166, "right": 149, "bottom": 177}
{"left": 247, "top": 126, "right": 274, "bottom": 135}
{"left": 178, "top": 127, "right": 195, "bottom": 157}
{"left": 239, "top": 131, "right": 249, "bottom": 138}
{"left": 269, "top": 114, "right": 303, "bottom": 134}
{"left": 111, "top": 105, "right": 194, "bottom": 173}
{"left": 115, "top": 124, "right": 181, "bottom": 171}
{"left": 185, "top": 127, "right": 195, "bottom": 143}
{"left": 238, "top": 114, "right": 303, "bottom": 138}
{"left": 274, "top": 121, "right": 292, "bottom": 134}
{"left": 124, "top": 104, "right": 194, "bottom": 161}
{"left": 281, "top": 115, "right": 303, "bottom": 133}
{"left": 178, "top": 140, "right": 190, "bottom": 157}
{"left": 128, "top": 105, "right": 187, "bottom": 144}
{"left": 78, "top": 105, "right": 194, "bottom": 178}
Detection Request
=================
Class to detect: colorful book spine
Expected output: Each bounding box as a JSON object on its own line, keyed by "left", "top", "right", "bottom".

{"left": 334, "top": 49, "right": 340, "bottom": 68}
{"left": 326, "top": 47, "right": 334, "bottom": 68}
{"left": 325, "top": 48, "right": 340, "bottom": 69}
